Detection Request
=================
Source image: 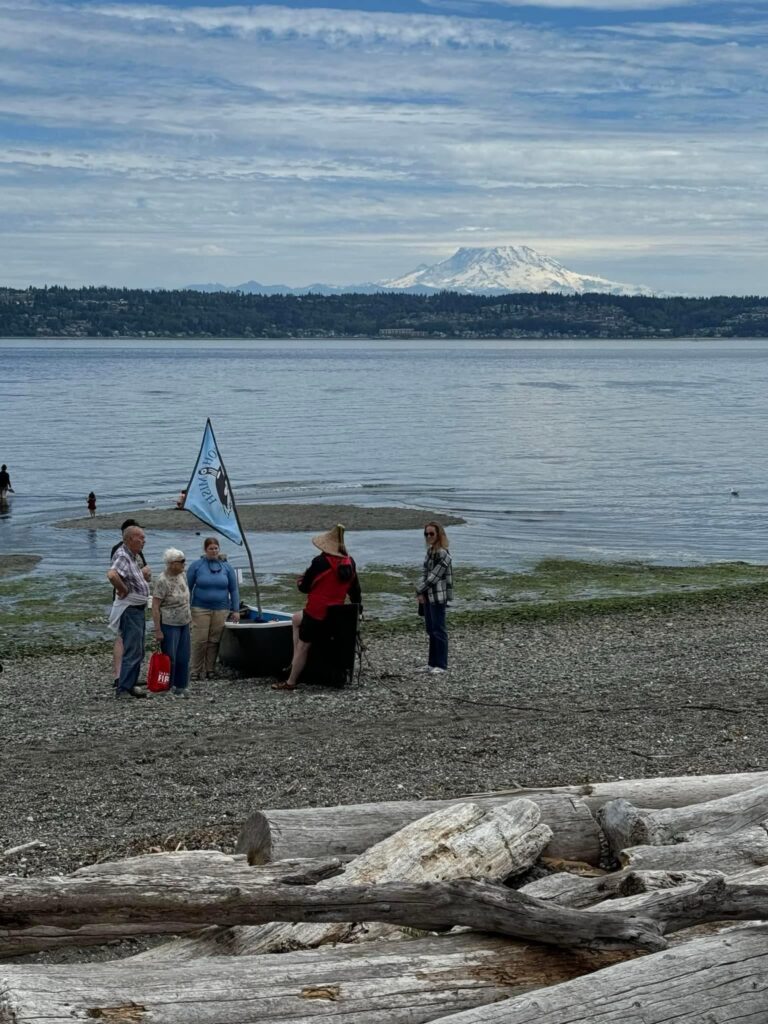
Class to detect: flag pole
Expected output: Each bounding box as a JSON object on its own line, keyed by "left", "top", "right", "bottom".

{"left": 183, "top": 419, "right": 263, "bottom": 618}
{"left": 210, "top": 422, "right": 263, "bottom": 619}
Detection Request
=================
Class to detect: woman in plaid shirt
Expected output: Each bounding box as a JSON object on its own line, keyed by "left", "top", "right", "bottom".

{"left": 416, "top": 521, "right": 453, "bottom": 675}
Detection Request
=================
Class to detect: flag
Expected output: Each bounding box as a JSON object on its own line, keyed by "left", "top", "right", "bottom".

{"left": 183, "top": 420, "right": 244, "bottom": 546}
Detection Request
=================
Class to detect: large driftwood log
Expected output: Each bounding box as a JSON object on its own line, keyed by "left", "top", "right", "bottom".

{"left": 0, "top": 933, "right": 627, "bottom": 1024}
{"left": 8, "top": 872, "right": 768, "bottom": 953}
{"left": 136, "top": 798, "right": 553, "bottom": 961}
{"left": 0, "top": 875, "right": 668, "bottom": 952}
{"left": 423, "top": 923, "right": 768, "bottom": 1023}
{"left": 598, "top": 780, "right": 768, "bottom": 856}
{"left": 250, "top": 773, "right": 768, "bottom": 869}
{"left": 262, "top": 793, "right": 599, "bottom": 863}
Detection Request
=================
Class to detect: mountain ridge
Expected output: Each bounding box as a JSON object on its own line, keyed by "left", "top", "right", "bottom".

{"left": 188, "top": 245, "right": 653, "bottom": 297}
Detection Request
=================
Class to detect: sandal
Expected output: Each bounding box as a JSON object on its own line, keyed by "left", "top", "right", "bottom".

{"left": 271, "top": 681, "right": 297, "bottom": 691}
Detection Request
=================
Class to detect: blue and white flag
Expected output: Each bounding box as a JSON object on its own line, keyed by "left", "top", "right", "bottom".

{"left": 183, "top": 420, "right": 244, "bottom": 546}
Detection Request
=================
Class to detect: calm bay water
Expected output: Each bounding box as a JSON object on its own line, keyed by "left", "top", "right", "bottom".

{"left": 2, "top": 336, "right": 767, "bottom": 578}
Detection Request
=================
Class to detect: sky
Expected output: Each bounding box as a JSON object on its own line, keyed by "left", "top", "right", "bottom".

{"left": 0, "top": 0, "right": 766, "bottom": 295}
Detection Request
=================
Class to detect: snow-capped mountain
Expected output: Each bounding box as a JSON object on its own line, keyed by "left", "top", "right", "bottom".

{"left": 380, "top": 246, "right": 653, "bottom": 296}
{"left": 187, "top": 245, "right": 652, "bottom": 296}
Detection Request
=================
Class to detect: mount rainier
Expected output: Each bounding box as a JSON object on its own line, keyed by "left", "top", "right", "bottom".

{"left": 189, "top": 245, "right": 652, "bottom": 297}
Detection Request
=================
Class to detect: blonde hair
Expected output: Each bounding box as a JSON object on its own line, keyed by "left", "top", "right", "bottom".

{"left": 424, "top": 521, "right": 449, "bottom": 550}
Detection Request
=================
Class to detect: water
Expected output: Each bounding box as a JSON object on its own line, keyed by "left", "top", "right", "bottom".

{"left": 2, "top": 336, "right": 767, "bottom": 578}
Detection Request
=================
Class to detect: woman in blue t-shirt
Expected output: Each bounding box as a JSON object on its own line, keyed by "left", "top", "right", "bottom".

{"left": 187, "top": 536, "right": 240, "bottom": 679}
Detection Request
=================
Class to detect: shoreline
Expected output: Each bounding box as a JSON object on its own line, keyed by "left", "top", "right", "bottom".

{"left": 57, "top": 503, "right": 467, "bottom": 533}
{"left": 2, "top": 587, "right": 768, "bottom": 891}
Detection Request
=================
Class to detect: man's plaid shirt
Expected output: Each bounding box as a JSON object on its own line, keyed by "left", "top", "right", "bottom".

{"left": 110, "top": 544, "right": 150, "bottom": 600}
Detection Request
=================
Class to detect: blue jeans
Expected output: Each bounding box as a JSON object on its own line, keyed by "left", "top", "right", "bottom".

{"left": 118, "top": 604, "right": 146, "bottom": 692}
{"left": 424, "top": 601, "right": 448, "bottom": 670}
{"left": 161, "top": 623, "right": 191, "bottom": 691}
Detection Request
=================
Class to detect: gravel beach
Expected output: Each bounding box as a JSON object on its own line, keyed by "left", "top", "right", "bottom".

{"left": 2, "top": 592, "right": 767, "bottom": 883}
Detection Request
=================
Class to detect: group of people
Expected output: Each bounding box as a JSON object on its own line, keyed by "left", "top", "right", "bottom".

{"left": 106, "top": 516, "right": 453, "bottom": 700}
{"left": 108, "top": 527, "right": 240, "bottom": 699}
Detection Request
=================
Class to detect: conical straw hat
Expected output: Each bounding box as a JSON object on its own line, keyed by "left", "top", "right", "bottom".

{"left": 312, "top": 523, "right": 347, "bottom": 556}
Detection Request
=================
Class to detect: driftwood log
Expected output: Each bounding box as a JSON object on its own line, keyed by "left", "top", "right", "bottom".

{"left": 0, "top": 933, "right": 627, "bottom": 1024}
{"left": 134, "top": 798, "right": 553, "bottom": 961}
{"left": 422, "top": 923, "right": 768, "bottom": 1023}
{"left": 246, "top": 773, "right": 768, "bottom": 869}
{"left": 5, "top": 872, "right": 768, "bottom": 953}
{"left": 261, "top": 793, "right": 599, "bottom": 863}
{"left": 597, "top": 780, "right": 768, "bottom": 854}
{"left": 0, "top": 855, "right": 343, "bottom": 958}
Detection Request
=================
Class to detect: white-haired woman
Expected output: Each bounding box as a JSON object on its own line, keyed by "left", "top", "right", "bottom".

{"left": 152, "top": 548, "right": 192, "bottom": 696}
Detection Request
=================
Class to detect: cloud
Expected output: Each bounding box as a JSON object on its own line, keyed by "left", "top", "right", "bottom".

{"left": 0, "top": 0, "right": 766, "bottom": 292}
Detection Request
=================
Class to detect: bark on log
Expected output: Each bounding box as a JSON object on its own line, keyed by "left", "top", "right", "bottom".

{"left": 0, "top": 933, "right": 628, "bottom": 1024}
{"left": 597, "top": 781, "right": 768, "bottom": 856}
{"left": 262, "top": 793, "right": 599, "bottom": 864}
{"left": 422, "top": 923, "right": 768, "bottom": 1023}
{"left": 135, "top": 798, "right": 553, "bottom": 961}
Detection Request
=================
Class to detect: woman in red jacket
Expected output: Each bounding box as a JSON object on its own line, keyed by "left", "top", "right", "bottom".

{"left": 273, "top": 524, "right": 362, "bottom": 691}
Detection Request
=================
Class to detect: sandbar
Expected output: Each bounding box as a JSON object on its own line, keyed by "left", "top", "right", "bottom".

{"left": 57, "top": 503, "right": 466, "bottom": 533}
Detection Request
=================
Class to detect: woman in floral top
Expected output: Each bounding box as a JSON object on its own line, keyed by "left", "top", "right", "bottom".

{"left": 152, "top": 548, "right": 192, "bottom": 696}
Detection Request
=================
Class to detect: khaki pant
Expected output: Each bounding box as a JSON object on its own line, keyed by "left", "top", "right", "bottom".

{"left": 190, "top": 608, "right": 229, "bottom": 677}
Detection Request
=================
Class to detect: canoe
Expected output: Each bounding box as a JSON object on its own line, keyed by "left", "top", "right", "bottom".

{"left": 219, "top": 609, "right": 293, "bottom": 678}
{"left": 219, "top": 604, "right": 360, "bottom": 686}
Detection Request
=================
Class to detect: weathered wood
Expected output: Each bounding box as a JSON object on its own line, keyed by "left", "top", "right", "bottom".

{"left": 0, "top": 856, "right": 342, "bottom": 957}
{"left": 0, "top": 875, "right": 671, "bottom": 953}
{"left": 620, "top": 826, "right": 768, "bottom": 873}
{"left": 597, "top": 780, "right": 768, "bottom": 856}
{"left": 234, "top": 810, "right": 272, "bottom": 865}
{"left": 263, "top": 792, "right": 600, "bottom": 864}
{"left": 74, "top": 851, "right": 342, "bottom": 885}
{"left": 488, "top": 770, "right": 768, "bottom": 813}
{"left": 423, "top": 923, "right": 768, "bottom": 1023}
{"left": 136, "top": 798, "right": 554, "bottom": 961}
{"left": 0, "top": 933, "right": 627, "bottom": 1024}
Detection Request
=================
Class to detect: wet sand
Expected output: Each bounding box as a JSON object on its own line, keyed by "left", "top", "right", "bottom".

{"left": 57, "top": 503, "right": 466, "bottom": 533}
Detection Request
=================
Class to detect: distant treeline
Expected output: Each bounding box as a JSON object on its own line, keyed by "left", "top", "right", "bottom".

{"left": 2, "top": 285, "right": 768, "bottom": 339}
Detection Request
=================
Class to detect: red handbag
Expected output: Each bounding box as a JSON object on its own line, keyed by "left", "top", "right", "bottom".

{"left": 147, "top": 651, "right": 171, "bottom": 692}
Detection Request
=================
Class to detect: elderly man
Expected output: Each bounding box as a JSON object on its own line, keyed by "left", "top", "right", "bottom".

{"left": 107, "top": 524, "right": 151, "bottom": 699}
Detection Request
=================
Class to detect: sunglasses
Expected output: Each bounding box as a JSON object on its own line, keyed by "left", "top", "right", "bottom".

{"left": 424, "top": 530, "right": 437, "bottom": 537}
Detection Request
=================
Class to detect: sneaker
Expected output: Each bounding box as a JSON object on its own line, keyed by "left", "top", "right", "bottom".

{"left": 115, "top": 685, "right": 147, "bottom": 699}
{"left": 414, "top": 666, "right": 433, "bottom": 674}
{"left": 431, "top": 667, "right": 447, "bottom": 675}
{"left": 171, "top": 687, "right": 189, "bottom": 698}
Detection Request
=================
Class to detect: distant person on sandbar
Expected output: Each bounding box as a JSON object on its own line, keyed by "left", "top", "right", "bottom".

{"left": 87, "top": 491, "right": 97, "bottom": 517}
{"left": 187, "top": 537, "right": 240, "bottom": 680}
{"left": 273, "top": 524, "right": 362, "bottom": 692}
{"left": 0, "top": 464, "right": 13, "bottom": 501}
{"left": 110, "top": 518, "right": 150, "bottom": 689}
{"left": 175, "top": 489, "right": 187, "bottom": 509}
{"left": 415, "top": 521, "right": 453, "bottom": 675}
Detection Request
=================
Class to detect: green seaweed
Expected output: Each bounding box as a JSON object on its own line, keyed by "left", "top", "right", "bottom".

{"left": 3, "top": 557, "right": 768, "bottom": 658}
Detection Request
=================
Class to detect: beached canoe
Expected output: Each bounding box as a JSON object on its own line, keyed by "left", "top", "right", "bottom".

{"left": 220, "top": 604, "right": 360, "bottom": 686}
